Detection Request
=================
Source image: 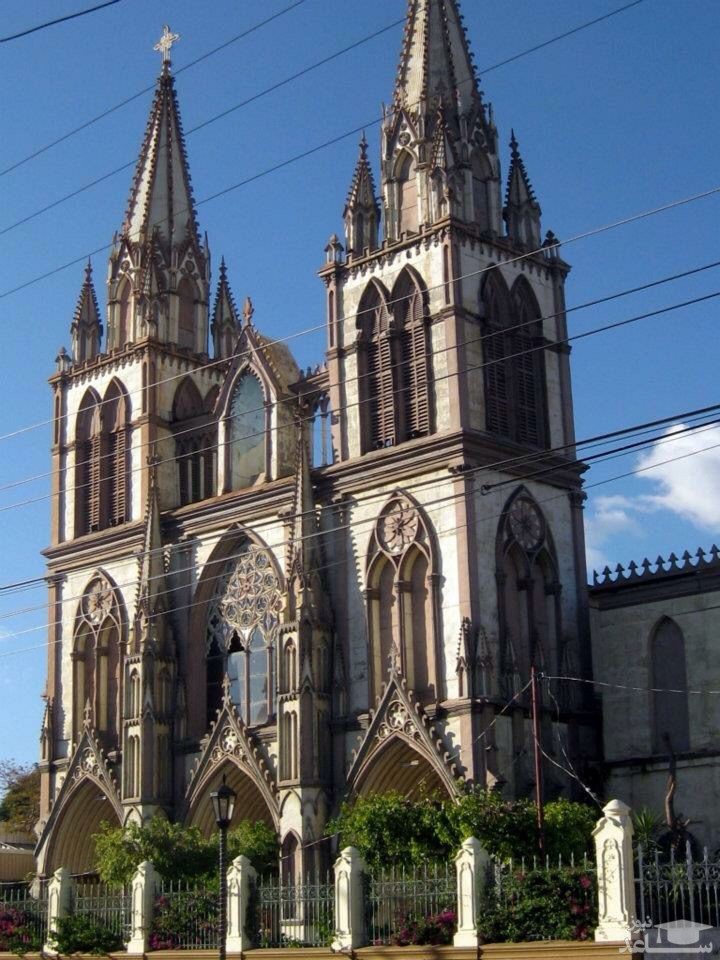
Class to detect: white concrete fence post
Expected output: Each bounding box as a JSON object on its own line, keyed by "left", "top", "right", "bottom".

{"left": 593, "top": 798, "right": 637, "bottom": 943}
{"left": 454, "top": 836, "right": 491, "bottom": 948}
{"left": 331, "top": 846, "right": 366, "bottom": 952}
{"left": 44, "top": 866, "right": 73, "bottom": 954}
{"left": 226, "top": 854, "right": 257, "bottom": 954}
{"left": 126, "top": 860, "right": 159, "bottom": 955}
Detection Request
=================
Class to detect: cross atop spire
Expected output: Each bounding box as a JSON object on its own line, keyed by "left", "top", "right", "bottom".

{"left": 154, "top": 24, "right": 180, "bottom": 67}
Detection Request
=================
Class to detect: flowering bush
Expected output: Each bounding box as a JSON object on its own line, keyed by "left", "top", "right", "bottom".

{"left": 149, "top": 890, "right": 218, "bottom": 950}
{"left": 390, "top": 908, "right": 456, "bottom": 946}
{"left": 478, "top": 866, "right": 597, "bottom": 944}
{"left": 0, "top": 904, "right": 44, "bottom": 955}
{"left": 50, "top": 913, "right": 124, "bottom": 955}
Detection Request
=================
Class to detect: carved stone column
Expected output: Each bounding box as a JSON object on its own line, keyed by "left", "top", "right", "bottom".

{"left": 332, "top": 846, "right": 366, "bottom": 951}
{"left": 454, "top": 836, "right": 490, "bottom": 947}
{"left": 127, "top": 860, "right": 159, "bottom": 955}
{"left": 226, "top": 854, "right": 257, "bottom": 953}
{"left": 593, "top": 798, "right": 637, "bottom": 943}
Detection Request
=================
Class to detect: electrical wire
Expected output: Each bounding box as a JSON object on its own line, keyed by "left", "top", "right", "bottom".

{"left": 0, "top": 0, "right": 122, "bottom": 44}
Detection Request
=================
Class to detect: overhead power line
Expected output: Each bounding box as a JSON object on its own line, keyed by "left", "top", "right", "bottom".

{"left": 0, "top": 0, "right": 122, "bottom": 44}
{"left": 0, "top": 429, "right": 717, "bottom": 660}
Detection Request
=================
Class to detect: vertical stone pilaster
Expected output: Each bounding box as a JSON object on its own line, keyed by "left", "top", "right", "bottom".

{"left": 126, "top": 860, "right": 159, "bottom": 955}
{"left": 45, "top": 867, "right": 72, "bottom": 954}
{"left": 593, "top": 799, "right": 637, "bottom": 943}
{"left": 331, "top": 846, "right": 366, "bottom": 951}
{"left": 226, "top": 854, "right": 257, "bottom": 953}
{"left": 454, "top": 836, "right": 490, "bottom": 947}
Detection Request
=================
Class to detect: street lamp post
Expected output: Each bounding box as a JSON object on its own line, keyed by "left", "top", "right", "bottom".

{"left": 211, "top": 777, "right": 236, "bottom": 960}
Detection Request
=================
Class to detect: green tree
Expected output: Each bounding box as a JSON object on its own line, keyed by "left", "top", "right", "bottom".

{"left": 0, "top": 760, "right": 40, "bottom": 836}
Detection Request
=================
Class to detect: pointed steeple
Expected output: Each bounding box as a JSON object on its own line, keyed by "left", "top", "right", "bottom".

{"left": 70, "top": 260, "right": 102, "bottom": 363}
{"left": 287, "top": 414, "right": 325, "bottom": 623}
{"left": 122, "top": 61, "right": 200, "bottom": 249}
{"left": 393, "top": 0, "right": 480, "bottom": 117}
{"left": 211, "top": 257, "right": 241, "bottom": 359}
{"left": 107, "top": 38, "right": 210, "bottom": 355}
{"left": 381, "top": 0, "right": 501, "bottom": 238}
{"left": 134, "top": 455, "right": 169, "bottom": 650}
{"left": 503, "top": 130, "right": 542, "bottom": 249}
{"left": 343, "top": 135, "right": 381, "bottom": 256}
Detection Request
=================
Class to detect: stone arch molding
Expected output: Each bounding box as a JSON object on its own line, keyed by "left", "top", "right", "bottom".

{"left": 345, "top": 671, "right": 461, "bottom": 800}
{"left": 184, "top": 679, "right": 279, "bottom": 829}
{"left": 35, "top": 725, "right": 123, "bottom": 875}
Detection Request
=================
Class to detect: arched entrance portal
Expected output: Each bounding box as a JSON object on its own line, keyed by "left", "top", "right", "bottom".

{"left": 186, "top": 762, "right": 277, "bottom": 837}
{"left": 353, "top": 737, "right": 454, "bottom": 801}
{"left": 45, "top": 779, "right": 122, "bottom": 875}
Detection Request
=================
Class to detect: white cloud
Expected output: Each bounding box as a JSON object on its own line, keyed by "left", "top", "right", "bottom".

{"left": 635, "top": 423, "right": 720, "bottom": 528}
{"left": 583, "top": 424, "right": 720, "bottom": 572}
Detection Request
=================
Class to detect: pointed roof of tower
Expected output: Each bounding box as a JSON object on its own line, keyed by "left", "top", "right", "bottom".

{"left": 122, "top": 59, "right": 201, "bottom": 248}
{"left": 393, "top": 0, "right": 480, "bottom": 117}
{"left": 344, "top": 135, "right": 380, "bottom": 215}
{"left": 71, "top": 261, "right": 102, "bottom": 332}
{"left": 505, "top": 130, "right": 540, "bottom": 210}
{"left": 211, "top": 257, "right": 241, "bottom": 330}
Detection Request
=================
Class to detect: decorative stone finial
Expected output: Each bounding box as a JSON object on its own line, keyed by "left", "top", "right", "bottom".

{"left": 154, "top": 24, "right": 180, "bottom": 66}
{"left": 242, "top": 296, "right": 254, "bottom": 326}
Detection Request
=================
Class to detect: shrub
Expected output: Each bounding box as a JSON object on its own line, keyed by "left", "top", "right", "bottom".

{"left": 478, "top": 866, "right": 597, "bottom": 944}
{"left": 0, "top": 904, "right": 44, "bottom": 955}
{"left": 50, "top": 913, "right": 124, "bottom": 955}
{"left": 390, "top": 908, "right": 456, "bottom": 946}
{"left": 149, "top": 890, "right": 218, "bottom": 951}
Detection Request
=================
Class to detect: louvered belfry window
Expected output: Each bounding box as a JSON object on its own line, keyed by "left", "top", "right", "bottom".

{"left": 103, "top": 381, "right": 129, "bottom": 527}
{"left": 75, "top": 391, "right": 102, "bottom": 536}
{"left": 359, "top": 283, "right": 396, "bottom": 450}
{"left": 483, "top": 274, "right": 547, "bottom": 447}
{"left": 396, "top": 273, "right": 432, "bottom": 439}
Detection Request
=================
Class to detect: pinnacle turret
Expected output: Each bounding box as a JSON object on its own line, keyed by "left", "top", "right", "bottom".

{"left": 343, "top": 135, "right": 380, "bottom": 256}
{"left": 211, "top": 257, "right": 241, "bottom": 359}
{"left": 503, "top": 130, "right": 542, "bottom": 249}
{"left": 70, "top": 260, "right": 102, "bottom": 363}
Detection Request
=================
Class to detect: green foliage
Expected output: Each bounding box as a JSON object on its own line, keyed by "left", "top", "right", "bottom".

{"left": 0, "top": 903, "right": 44, "bottom": 955}
{"left": 632, "top": 807, "right": 665, "bottom": 852}
{"left": 479, "top": 867, "right": 597, "bottom": 944}
{"left": 50, "top": 914, "right": 124, "bottom": 955}
{"left": 326, "top": 791, "right": 453, "bottom": 868}
{"left": 388, "top": 908, "right": 456, "bottom": 946}
{"left": 329, "top": 789, "right": 597, "bottom": 868}
{"left": 0, "top": 761, "right": 40, "bottom": 836}
{"left": 149, "top": 890, "right": 218, "bottom": 950}
{"left": 93, "top": 816, "right": 279, "bottom": 887}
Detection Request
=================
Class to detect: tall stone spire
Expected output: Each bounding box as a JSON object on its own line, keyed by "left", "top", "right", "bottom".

{"left": 107, "top": 29, "right": 210, "bottom": 355}
{"left": 381, "top": 0, "right": 501, "bottom": 238}
{"left": 343, "top": 135, "right": 381, "bottom": 257}
{"left": 134, "top": 456, "right": 168, "bottom": 645}
{"left": 70, "top": 260, "right": 102, "bottom": 363}
{"left": 211, "top": 257, "right": 241, "bottom": 359}
{"left": 503, "top": 131, "right": 542, "bottom": 249}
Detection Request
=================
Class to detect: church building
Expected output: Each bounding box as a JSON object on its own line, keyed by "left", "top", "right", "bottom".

{"left": 35, "top": 1, "right": 599, "bottom": 876}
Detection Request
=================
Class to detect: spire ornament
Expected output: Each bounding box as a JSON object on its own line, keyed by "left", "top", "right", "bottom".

{"left": 154, "top": 25, "right": 180, "bottom": 66}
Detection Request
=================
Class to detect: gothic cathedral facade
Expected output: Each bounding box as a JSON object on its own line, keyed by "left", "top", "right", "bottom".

{"left": 36, "top": 0, "right": 596, "bottom": 875}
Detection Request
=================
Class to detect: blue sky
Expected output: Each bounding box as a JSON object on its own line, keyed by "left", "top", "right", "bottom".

{"left": 0, "top": 0, "right": 718, "bottom": 765}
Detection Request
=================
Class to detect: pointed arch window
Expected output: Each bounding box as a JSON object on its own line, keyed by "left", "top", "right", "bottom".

{"left": 396, "top": 151, "right": 419, "bottom": 234}
{"left": 482, "top": 275, "right": 548, "bottom": 447}
{"left": 310, "top": 393, "right": 334, "bottom": 467}
{"left": 117, "top": 279, "right": 132, "bottom": 348}
{"left": 393, "top": 270, "right": 432, "bottom": 439}
{"left": 496, "top": 491, "right": 560, "bottom": 696}
{"left": 75, "top": 390, "right": 102, "bottom": 536}
{"left": 358, "top": 282, "right": 396, "bottom": 450}
{"left": 651, "top": 618, "right": 690, "bottom": 754}
{"left": 72, "top": 575, "right": 123, "bottom": 745}
{"left": 75, "top": 383, "right": 130, "bottom": 536}
{"left": 102, "top": 380, "right": 130, "bottom": 527}
{"left": 172, "top": 377, "right": 217, "bottom": 506}
{"left": 228, "top": 371, "right": 267, "bottom": 489}
{"left": 205, "top": 542, "right": 282, "bottom": 727}
{"left": 366, "top": 496, "right": 440, "bottom": 703}
{"left": 177, "top": 277, "right": 196, "bottom": 351}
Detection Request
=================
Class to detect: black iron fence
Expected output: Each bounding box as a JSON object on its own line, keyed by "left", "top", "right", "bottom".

{"left": 636, "top": 843, "right": 720, "bottom": 928}
{"left": 72, "top": 881, "right": 131, "bottom": 944}
{"left": 253, "top": 874, "right": 335, "bottom": 948}
{"left": 366, "top": 861, "right": 457, "bottom": 946}
{"left": 0, "top": 881, "right": 48, "bottom": 953}
{"left": 150, "top": 880, "right": 219, "bottom": 950}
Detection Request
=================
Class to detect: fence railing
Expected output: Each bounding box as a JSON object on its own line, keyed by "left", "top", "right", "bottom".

{"left": 254, "top": 874, "right": 335, "bottom": 948}
{"left": 0, "top": 881, "right": 48, "bottom": 952}
{"left": 636, "top": 842, "right": 720, "bottom": 929}
{"left": 150, "top": 880, "right": 219, "bottom": 950}
{"left": 72, "top": 881, "right": 131, "bottom": 943}
{"left": 366, "top": 861, "right": 457, "bottom": 946}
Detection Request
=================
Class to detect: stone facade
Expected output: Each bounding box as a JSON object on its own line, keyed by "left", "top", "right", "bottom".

{"left": 36, "top": 0, "right": 598, "bottom": 876}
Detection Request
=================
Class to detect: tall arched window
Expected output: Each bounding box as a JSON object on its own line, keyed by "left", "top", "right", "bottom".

{"left": 482, "top": 274, "right": 547, "bottom": 447}
{"left": 177, "top": 277, "right": 196, "bottom": 350}
{"left": 310, "top": 393, "right": 333, "bottom": 467}
{"left": 651, "top": 618, "right": 690, "bottom": 754}
{"left": 72, "top": 575, "right": 123, "bottom": 745}
{"left": 172, "top": 377, "right": 217, "bottom": 506}
{"left": 75, "top": 390, "right": 102, "bottom": 536}
{"left": 471, "top": 153, "right": 493, "bottom": 232}
{"left": 205, "top": 542, "right": 282, "bottom": 727}
{"left": 366, "top": 495, "right": 440, "bottom": 703}
{"left": 228, "top": 372, "right": 266, "bottom": 489}
{"left": 357, "top": 281, "right": 396, "bottom": 450}
{"left": 496, "top": 489, "right": 560, "bottom": 696}
{"left": 393, "top": 269, "right": 432, "bottom": 439}
{"left": 396, "top": 151, "right": 419, "bottom": 234}
{"left": 102, "top": 379, "right": 130, "bottom": 527}
{"left": 117, "top": 279, "right": 132, "bottom": 348}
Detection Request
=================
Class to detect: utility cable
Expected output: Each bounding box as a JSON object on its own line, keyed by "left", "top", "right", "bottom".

{"left": 0, "top": 0, "right": 122, "bottom": 44}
